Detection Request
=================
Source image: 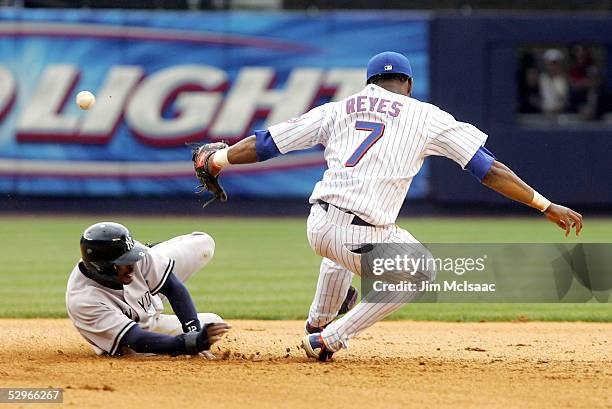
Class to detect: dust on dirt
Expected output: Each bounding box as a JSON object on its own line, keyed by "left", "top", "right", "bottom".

{"left": 1, "top": 319, "right": 610, "bottom": 409}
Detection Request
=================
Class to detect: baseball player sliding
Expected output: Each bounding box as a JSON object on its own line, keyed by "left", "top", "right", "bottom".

{"left": 191, "top": 51, "right": 583, "bottom": 361}
{"left": 66, "top": 222, "right": 230, "bottom": 357}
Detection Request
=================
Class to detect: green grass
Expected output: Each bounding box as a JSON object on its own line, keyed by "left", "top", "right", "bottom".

{"left": 0, "top": 216, "right": 610, "bottom": 321}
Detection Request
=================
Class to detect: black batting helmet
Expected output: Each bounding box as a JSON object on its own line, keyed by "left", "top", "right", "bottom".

{"left": 80, "top": 222, "right": 147, "bottom": 288}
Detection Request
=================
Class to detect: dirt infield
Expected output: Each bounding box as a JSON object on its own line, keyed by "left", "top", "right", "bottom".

{"left": 1, "top": 319, "right": 610, "bottom": 409}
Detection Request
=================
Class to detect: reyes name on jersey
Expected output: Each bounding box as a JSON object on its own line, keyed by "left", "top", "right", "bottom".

{"left": 268, "top": 84, "right": 488, "bottom": 225}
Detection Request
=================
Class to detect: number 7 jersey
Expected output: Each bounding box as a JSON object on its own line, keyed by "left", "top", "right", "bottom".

{"left": 268, "top": 84, "right": 488, "bottom": 226}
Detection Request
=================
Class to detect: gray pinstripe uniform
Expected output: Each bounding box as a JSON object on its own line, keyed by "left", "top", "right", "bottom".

{"left": 268, "top": 84, "right": 487, "bottom": 351}
{"left": 66, "top": 233, "right": 222, "bottom": 355}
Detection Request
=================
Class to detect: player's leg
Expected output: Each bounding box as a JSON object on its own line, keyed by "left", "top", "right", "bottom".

{"left": 305, "top": 204, "right": 360, "bottom": 330}
{"left": 304, "top": 204, "right": 428, "bottom": 356}
{"left": 321, "top": 274, "right": 426, "bottom": 351}
{"left": 148, "top": 232, "right": 218, "bottom": 334}
{"left": 149, "top": 232, "right": 215, "bottom": 283}
{"left": 149, "top": 312, "right": 225, "bottom": 336}
{"left": 317, "top": 227, "right": 434, "bottom": 353}
{"left": 307, "top": 258, "right": 354, "bottom": 329}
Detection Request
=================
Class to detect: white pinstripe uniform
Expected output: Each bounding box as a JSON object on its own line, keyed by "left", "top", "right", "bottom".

{"left": 268, "top": 84, "right": 488, "bottom": 352}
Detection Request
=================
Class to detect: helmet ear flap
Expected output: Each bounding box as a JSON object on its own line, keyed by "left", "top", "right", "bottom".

{"left": 83, "top": 260, "right": 117, "bottom": 277}
{"left": 79, "top": 260, "right": 123, "bottom": 290}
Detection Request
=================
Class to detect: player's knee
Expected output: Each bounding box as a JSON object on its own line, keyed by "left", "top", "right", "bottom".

{"left": 198, "top": 312, "right": 224, "bottom": 325}
{"left": 209, "top": 313, "right": 223, "bottom": 323}
{"left": 191, "top": 232, "right": 215, "bottom": 261}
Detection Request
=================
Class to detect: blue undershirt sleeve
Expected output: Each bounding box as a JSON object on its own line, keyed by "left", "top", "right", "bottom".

{"left": 465, "top": 146, "right": 496, "bottom": 182}
{"left": 158, "top": 273, "right": 200, "bottom": 333}
{"left": 121, "top": 325, "right": 186, "bottom": 356}
{"left": 255, "top": 130, "right": 281, "bottom": 162}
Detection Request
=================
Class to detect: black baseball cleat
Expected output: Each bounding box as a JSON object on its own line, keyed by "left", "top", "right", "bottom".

{"left": 338, "top": 285, "right": 358, "bottom": 315}
{"left": 305, "top": 285, "right": 359, "bottom": 334}
{"left": 301, "top": 333, "right": 334, "bottom": 362}
{"left": 305, "top": 322, "right": 325, "bottom": 334}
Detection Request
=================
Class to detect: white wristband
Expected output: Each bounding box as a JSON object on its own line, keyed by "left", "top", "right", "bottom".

{"left": 212, "top": 147, "right": 231, "bottom": 169}
{"left": 531, "top": 190, "right": 551, "bottom": 212}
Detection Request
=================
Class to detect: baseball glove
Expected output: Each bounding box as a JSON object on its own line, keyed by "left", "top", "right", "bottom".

{"left": 188, "top": 142, "right": 229, "bottom": 207}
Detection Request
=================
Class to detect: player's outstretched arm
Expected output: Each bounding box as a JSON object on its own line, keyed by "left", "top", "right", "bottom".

{"left": 191, "top": 106, "right": 328, "bottom": 204}
{"left": 121, "top": 322, "right": 231, "bottom": 356}
{"left": 195, "top": 133, "right": 272, "bottom": 180}
{"left": 482, "top": 160, "right": 583, "bottom": 236}
{"left": 227, "top": 135, "right": 258, "bottom": 165}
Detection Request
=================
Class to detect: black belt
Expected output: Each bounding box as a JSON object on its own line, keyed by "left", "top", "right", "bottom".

{"left": 317, "top": 200, "right": 374, "bottom": 227}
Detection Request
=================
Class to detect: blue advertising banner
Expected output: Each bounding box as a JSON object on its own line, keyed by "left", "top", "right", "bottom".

{"left": 0, "top": 10, "right": 429, "bottom": 198}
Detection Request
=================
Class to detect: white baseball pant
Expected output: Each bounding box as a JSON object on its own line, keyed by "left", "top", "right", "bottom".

{"left": 306, "top": 203, "right": 435, "bottom": 351}
{"left": 147, "top": 232, "right": 224, "bottom": 335}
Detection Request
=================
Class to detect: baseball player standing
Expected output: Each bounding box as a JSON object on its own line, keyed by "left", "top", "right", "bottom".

{"left": 66, "top": 222, "right": 230, "bottom": 357}
{"left": 191, "top": 51, "right": 583, "bottom": 361}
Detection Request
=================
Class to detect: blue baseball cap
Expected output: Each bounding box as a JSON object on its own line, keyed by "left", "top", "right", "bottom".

{"left": 366, "top": 51, "right": 413, "bottom": 81}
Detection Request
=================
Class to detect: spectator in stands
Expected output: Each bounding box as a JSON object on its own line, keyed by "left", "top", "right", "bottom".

{"left": 568, "top": 45, "right": 602, "bottom": 120}
{"left": 539, "top": 49, "right": 569, "bottom": 114}
{"left": 517, "top": 52, "right": 542, "bottom": 113}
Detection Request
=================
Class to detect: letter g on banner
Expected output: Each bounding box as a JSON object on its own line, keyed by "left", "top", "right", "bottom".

{"left": 125, "top": 65, "right": 227, "bottom": 146}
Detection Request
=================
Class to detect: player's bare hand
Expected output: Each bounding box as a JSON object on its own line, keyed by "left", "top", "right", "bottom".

{"left": 544, "top": 203, "right": 583, "bottom": 237}
{"left": 205, "top": 322, "right": 232, "bottom": 345}
{"left": 185, "top": 323, "right": 231, "bottom": 355}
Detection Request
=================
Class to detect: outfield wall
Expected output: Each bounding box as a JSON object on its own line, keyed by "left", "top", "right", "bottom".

{"left": 429, "top": 15, "right": 612, "bottom": 207}
{"left": 0, "top": 10, "right": 610, "bottom": 208}
{"left": 0, "top": 10, "right": 429, "bottom": 199}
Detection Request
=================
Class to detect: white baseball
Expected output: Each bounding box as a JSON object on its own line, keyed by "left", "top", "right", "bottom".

{"left": 76, "top": 91, "right": 96, "bottom": 110}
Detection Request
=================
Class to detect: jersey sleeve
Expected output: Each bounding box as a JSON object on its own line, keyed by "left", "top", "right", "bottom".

{"left": 140, "top": 249, "right": 176, "bottom": 295}
{"left": 68, "top": 297, "right": 136, "bottom": 356}
{"left": 423, "top": 106, "right": 488, "bottom": 168}
{"left": 267, "top": 104, "right": 329, "bottom": 154}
